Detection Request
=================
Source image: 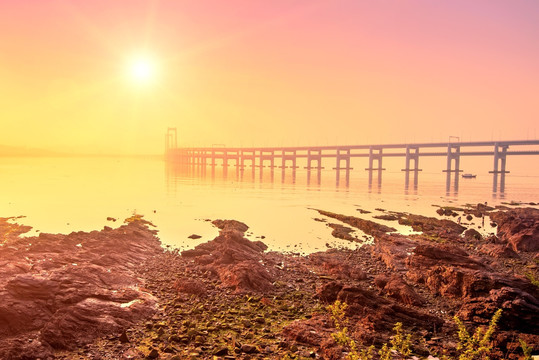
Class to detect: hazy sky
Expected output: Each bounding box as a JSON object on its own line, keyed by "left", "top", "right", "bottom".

{"left": 1, "top": 0, "right": 538, "bottom": 154}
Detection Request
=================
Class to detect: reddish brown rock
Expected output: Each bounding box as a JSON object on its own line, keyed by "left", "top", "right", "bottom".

{"left": 490, "top": 208, "right": 539, "bottom": 252}
{"left": 282, "top": 315, "right": 330, "bottom": 346}
{"left": 211, "top": 219, "right": 249, "bottom": 232}
{"left": 316, "top": 281, "right": 442, "bottom": 334}
{"left": 405, "top": 244, "right": 533, "bottom": 298}
{"left": 40, "top": 295, "right": 156, "bottom": 349}
{"left": 219, "top": 260, "right": 273, "bottom": 293}
{"left": 173, "top": 278, "right": 207, "bottom": 296}
{"left": 479, "top": 243, "right": 518, "bottom": 258}
{"left": 373, "top": 234, "right": 416, "bottom": 272}
{"left": 181, "top": 221, "right": 273, "bottom": 293}
{"left": 316, "top": 209, "right": 397, "bottom": 236}
{"left": 0, "top": 217, "right": 162, "bottom": 359}
{"left": 309, "top": 251, "right": 367, "bottom": 281}
{"left": 327, "top": 223, "right": 357, "bottom": 241}
{"left": 374, "top": 274, "right": 425, "bottom": 306}
{"left": 398, "top": 213, "right": 466, "bottom": 238}
{"left": 464, "top": 228, "right": 482, "bottom": 241}
{"left": 457, "top": 287, "right": 539, "bottom": 333}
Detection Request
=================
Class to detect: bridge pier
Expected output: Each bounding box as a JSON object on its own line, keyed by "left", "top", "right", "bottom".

{"left": 334, "top": 148, "right": 352, "bottom": 186}
{"left": 402, "top": 146, "right": 422, "bottom": 189}
{"left": 165, "top": 128, "right": 178, "bottom": 160}
{"left": 443, "top": 144, "right": 462, "bottom": 194}
{"left": 366, "top": 147, "right": 385, "bottom": 187}
{"left": 240, "top": 150, "right": 256, "bottom": 179}
{"left": 259, "top": 150, "right": 275, "bottom": 181}
{"left": 281, "top": 150, "right": 298, "bottom": 183}
{"left": 489, "top": 144, "right": 509, "bottom": 193}
{"left": 305, "top": 149, "right": 323, "bottom": 185}
{"left": 227, "top": 151, "right": 240, "bottom": 179}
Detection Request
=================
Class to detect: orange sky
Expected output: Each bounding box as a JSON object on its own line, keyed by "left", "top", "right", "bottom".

{"left": 0, "top": 0, "right": 538, "bottom": 154}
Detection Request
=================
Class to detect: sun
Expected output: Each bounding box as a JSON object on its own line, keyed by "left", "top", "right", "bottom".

{"left": 127, "top": 55, "right": 157, "bottom": 84}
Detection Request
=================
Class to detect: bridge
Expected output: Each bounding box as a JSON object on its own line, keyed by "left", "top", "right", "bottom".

{"left": 165, "top": 128, "right": 539, "bottom": 193}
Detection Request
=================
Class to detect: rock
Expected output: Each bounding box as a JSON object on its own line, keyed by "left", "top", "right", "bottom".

{"left": 282, "top": 317, "right": 331, "bottom": 347}
{"left": 479, "top": 244, "right": 518, "bottom": 258}
{"left": 214, "top": 347, "right": 229, "bottom": 356}
{"left": 173, "top": 278, "right": 207, "bottom": 296}
{"left": 405, "top": 244, "right": 534, "bottom": 298}
{"left": 436, "top": 208, "right": 459, "bottom": 217}
{"left": 327, "top": 223, "right": 356, "bottom": 241}
{"left": 464, "top": 228, "right": 482, "bottom": 241}
{"left": 211, "top": 219, "right": 249, "bottom": 232}
{"left": 181, "top": 223, "right": 273, "bottom": 293}
{"left": 0, "top": 217, "right": 162, "bottom": 357}
{"left": 316, "top": 281, "right": 344, "bottom": 302}
{"left": 219, "top": 260, "right": 273, "bottom": 293}
{"left": 373, "top": 214, "right": 400, "bottom": 221}
{"left": 241, "top": 344, "right": 259, "bottom": 353}
{"left": 147, "top": 348, "right": 160, "bottom": 358}
{"left": 316, "top": 282, "right": 442, "bottom": 334}
{"left": 490, "top": 208, "right": 539, "bottom": 252}
{"left": 316, "top": 210, "right": 397, "bottom": 235}
{"left": 374, "top": 275, "right": 425, "bottom": 306}
{"left": 188, "top": 234, "right": 202, "bottom": 239}
{"left": 119, "top": 330, "right": 130, "bottom": 343}
{"left": 41, "top": 295, "right": 156, "bottom": 349}
{"left": 373, "top": 234, "right": 416, "bottom": 272}
{"left": 309, "top": 251, "right": 367, "bottom": 280}
{"left": 457, "top": 287, "right": 539, "bottom": 333}
{"left": 398, "top": 214, "right": 466, "bottom": 239}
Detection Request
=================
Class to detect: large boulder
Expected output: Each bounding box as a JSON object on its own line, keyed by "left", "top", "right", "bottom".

{"left": 0, "top": 217, "right": 162, "bottom": 359}
{"left": 490, "top": 208, "right": 539, "bottom": 252}
{"left": 181, "top": 220, "right": 273, "bottom": 293}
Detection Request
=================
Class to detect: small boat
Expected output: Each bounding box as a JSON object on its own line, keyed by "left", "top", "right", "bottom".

{"left": 462, "top": 173, "right": 477, "bottom": 179}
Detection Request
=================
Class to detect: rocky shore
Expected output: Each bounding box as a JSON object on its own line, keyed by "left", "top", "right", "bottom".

{"left": 0, "top": 205, "right": 538, "bottom": 359}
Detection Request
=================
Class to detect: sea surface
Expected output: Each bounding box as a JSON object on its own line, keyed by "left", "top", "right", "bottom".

{"left": 0, "top": 156, "right": 538, "bottom": 253}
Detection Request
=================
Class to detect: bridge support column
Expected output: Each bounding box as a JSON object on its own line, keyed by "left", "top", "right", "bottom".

{"left": 334, "top": 149, "right": 351, "bottom": 186}
{"left": 489, "top": 144, "right": 509, "bottom": 193}
{"left": 281, "top": 150, "right": 297, "bottom": 183}
{"left": 443, "top": 144, "right": 462, "bottom": 194}
{"left": 210, "top": 150, "right": 216, "bottom": 178}
{"left": 165, "top": 128, "right": 178, "bottom": 161}
{"left": 222, "top": 152, "right": 228, "bottom": 178}
{"left": 240, "top": 150, "right": 256, "bottom": 179}
{"left": 259, "top": 150, "right": 275, "bottom": 181}
{"left": 201, "top": 151, "right": 207, "bottom": 177}
{"left": 402, "top": 146, "right": 422, "bottom": 189}
{"left": 232, "top": 151, "right": 240, "bottom": 179}
{"left": 366, "top": 147, "right": 385, "bottom": 187}
{"left": 306, "top": 149, "right": 322, "bottom": 185}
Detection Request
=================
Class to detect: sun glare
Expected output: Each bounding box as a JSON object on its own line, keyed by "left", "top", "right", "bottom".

{"left": 128, "top": 56, "right": 157, "bottom": 84}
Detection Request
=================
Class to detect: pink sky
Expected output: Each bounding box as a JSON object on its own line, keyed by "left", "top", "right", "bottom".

{"left": 0, "top": 0, "right": 538, "bottom": 154}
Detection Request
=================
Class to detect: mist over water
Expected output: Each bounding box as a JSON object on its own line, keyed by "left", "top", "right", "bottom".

{"left": 0, "top": 156, "right": 537, "bottom": 253}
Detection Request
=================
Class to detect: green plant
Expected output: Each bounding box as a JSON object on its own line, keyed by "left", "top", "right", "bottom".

{"left": 454, "top": 309, "right": 502, "bottom": 360}
{"left": 326, "top": 300, "right": 366, "bottom": 360}
{"left": 390, "top": 322, "right": 412, "bottom": 357}
{"left": 519, "top": 339, "right": 533, "bottom": 360}
{"left": 327, "top": 301, "right": 504, "bottom": 360}
{"left": 378, "top": 343, "right": 392, "bottom": 360}
{"left": 525, "top": 272, "right": 539, "bottom": 288}
{"left": 328, "top": 301, "right": 412, "bottom": 360}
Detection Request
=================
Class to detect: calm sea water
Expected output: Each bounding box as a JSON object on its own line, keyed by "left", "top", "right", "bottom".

{"left": 0, "top": 156, "right": 537, "bottom": 253}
